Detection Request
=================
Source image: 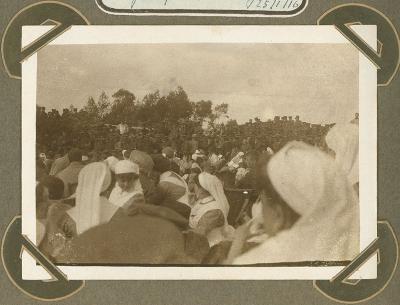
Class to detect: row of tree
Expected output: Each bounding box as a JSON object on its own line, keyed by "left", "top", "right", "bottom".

{"left": 82, "top": 87, "right": 229, "bottom": 129}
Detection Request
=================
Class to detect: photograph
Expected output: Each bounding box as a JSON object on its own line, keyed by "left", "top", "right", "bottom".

{"left": 21, "top": 25, "right": 377, "bottom": 280}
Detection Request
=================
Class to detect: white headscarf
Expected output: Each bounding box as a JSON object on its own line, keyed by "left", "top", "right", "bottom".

{"left": 109, "top": 160, "right": 143, "bottom": 207}
{"left": 105, "top": 156, "right": 119, "bottom": 173}
{"left": 114, "top": 160, "right": 139, "bottom": 175}
{"left": 67, "top": 162, "right": 117, "bottom": 235}
{"left": 325, "top": 123, "right": 359, "bottom": 185}
{"left": 198, "top": 172, "right": 230, "bottom": 220}
{"left": 233, "top": 141, "right": 359, "bottom": 264}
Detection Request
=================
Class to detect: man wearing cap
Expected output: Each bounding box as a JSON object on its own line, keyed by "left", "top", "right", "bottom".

{"left": 109, "top": 160, "right": 145, "bottom": 209}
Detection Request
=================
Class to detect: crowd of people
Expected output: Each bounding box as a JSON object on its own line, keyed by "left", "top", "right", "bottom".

{"left": 37, "top": 103, "right": 338, "bottom": 166}
{"left": 35, "top": 112, "right": 360, "bottom": 265}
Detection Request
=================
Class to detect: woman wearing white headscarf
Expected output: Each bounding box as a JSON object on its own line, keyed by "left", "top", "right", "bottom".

{"left": 40, "top": 162, "right": 123, "bottom": 260}
{"left": 67, "top": 162, "right": 121, "bottom": 235}
{"left": 189, "top": 172, "right": 234, "bottom": 247}
{"left": 227, "top": 141, "right": 359, "bottom": 264}
{"left": 109, "top": 160, "right": 144, "bottom": 209}
{"left": 325, "top": 123, "right": 359, "bottom": 186}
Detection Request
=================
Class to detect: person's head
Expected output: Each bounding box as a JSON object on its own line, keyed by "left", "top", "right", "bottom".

{"left": 114, "top": 160, "right": 140, "bottom": 192}
{"left": 191, "top": 174, "right": 209, "bottom": 199}
{"left": 153, "top": 155, "right": 172, "bottom": 174}
{"left": 122, "top": 149, "right": 131, "bottom": 160}
{"left": 68, "top": 148, "right": 82, "bottom": 162}
{"left": 256, "top": 174, "right": 300, "bottom": 237}
{"left": 244, "top": 150, "right": 259, "bottom": 169}
{"left": 255, "top": 149, "right": 300, "bottom": 237}
{"left": 36, "top": 176, "right": 64, "bottom": 203}
{"left": 39, "top": 152, "right": 46, "bottom": 162}
{"left": 162, "top": 146, "right": 175, "bottom": 159}
{"left": 193, "top": 172, "right": 230, "bottom": 216}
{"left": 129, "top": 150, "right": 154, "bottom": 176}
{"left": 175, "top": 151, "right": 183, "bottom": 159}
{"left": 202, "top": 160, "right": 215, "bottom": 174}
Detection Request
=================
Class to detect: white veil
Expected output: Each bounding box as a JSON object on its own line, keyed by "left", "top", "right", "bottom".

{"left": 67, "top": 162, "right": 113, "bottom": 235}
{"left": 198, "top": 172, "right": 230, "bottom": 220}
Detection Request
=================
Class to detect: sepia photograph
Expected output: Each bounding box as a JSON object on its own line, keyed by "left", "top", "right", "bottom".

{"left": 21, "top": 26, "right": 377, "bottom": 280}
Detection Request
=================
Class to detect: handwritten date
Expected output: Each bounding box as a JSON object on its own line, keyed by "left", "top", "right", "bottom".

{"left": 246, "top": 0, "right": 301, "bottom": 10}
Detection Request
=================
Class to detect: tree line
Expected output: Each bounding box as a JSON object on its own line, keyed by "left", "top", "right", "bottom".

{"left": 81, "top": 86, "right": 230, "bottom": 129}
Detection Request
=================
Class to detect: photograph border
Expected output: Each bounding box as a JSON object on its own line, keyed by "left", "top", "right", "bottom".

{"left": 21, "top": 25, "right": 377, "bottom": 280}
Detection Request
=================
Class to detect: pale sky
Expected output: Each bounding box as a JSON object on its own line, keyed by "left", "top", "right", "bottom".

{"left": 37, "top": 43, "right": 358, "bottom": 124}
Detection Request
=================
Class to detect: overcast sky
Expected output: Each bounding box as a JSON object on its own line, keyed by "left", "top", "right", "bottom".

{"left": 37, "top": 43, "right": 358, "bottom": 124}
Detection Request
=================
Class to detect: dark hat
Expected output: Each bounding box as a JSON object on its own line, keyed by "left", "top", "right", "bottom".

{"left": 153, "top": 155, "right": 172, "bottom": 174}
